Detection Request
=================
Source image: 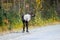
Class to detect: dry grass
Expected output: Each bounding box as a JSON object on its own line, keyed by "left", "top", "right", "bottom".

{"left": 0, "top": 20, "right": 60, "bottom": 35}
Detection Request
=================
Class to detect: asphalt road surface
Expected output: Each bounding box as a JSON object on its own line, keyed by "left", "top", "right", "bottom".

{"left": 0, "top": 24, "right": 60, "bottom": 40}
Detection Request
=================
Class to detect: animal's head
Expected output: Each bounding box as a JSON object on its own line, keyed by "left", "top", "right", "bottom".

{"left": 29, "top": 12, "right": 35, "bottom": 17}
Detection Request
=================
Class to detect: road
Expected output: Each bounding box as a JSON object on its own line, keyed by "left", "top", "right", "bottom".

{"left": 0, "top": 24, "right": 60, "bottom": 40}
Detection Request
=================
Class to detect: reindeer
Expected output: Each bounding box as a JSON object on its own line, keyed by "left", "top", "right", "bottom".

{"left": 21, "top": 12, "right": 35, "bottom": 33}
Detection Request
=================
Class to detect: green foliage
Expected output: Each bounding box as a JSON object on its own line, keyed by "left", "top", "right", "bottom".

{"left": 0, "top": 17, "right": 3, "bottom": 26}
{"left": 0, "top": 0, "right": 60, "bottom": 32}
{"left": 41, "top": 10, "right": 52, "bottom": 20}
{"left": 0, "top": 6, "right": 4, "bottom": 26}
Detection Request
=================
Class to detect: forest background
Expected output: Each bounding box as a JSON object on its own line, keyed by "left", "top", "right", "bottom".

{"left": 0, "top": 0, "right": 60, "bottom": 33}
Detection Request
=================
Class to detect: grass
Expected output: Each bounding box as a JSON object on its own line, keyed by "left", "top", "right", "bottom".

{"left": 0, "top": 18, "right": 60, "bottom": 34}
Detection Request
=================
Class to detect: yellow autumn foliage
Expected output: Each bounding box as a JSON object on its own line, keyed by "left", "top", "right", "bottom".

{"left": 36, "top": 0, "right": 41, "bottom": 5}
